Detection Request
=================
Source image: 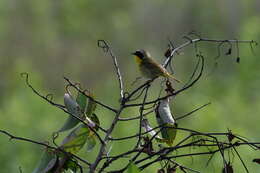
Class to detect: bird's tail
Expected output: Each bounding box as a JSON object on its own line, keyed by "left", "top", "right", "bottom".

{"left": 166, "top": 73, "right": 181, "bottom": 83}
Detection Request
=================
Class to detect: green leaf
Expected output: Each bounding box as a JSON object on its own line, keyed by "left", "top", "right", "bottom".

{"left": 42, "top": 156, "right": 58, "bottom": 173}
{"left": 64, "top": 159, "right": 78, "bottom": 173}
{"left": 126, "top": 162, "right": 141, "bottom": 173}
{"left": 58, "top": 93, "right": 85, "bottom": 132}
{"left": 76, "top": 91, "right": 87, "bottom": 113}
{"left": 86, "top": 135, "right": 96, "bottom": 152}
{"left": 60, "top": 124, "right": 90, "bottom": 154}
{"left": 32, "top": 150, "right": 56, "bottom": 173}
{"left": 86, "top": 94, "right": 97, "bottom": 117}
{"left": 89, "top": 113, "right": 100, "bottom": 131}
{"left": 84, "top": 93, "right": 99, "bottom": 130}
{"left": 161, "top": 123, "right": 178, "bottom": 146}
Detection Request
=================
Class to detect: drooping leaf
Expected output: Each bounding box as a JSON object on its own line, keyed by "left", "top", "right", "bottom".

{"left": 64, "top": 93, "right": 82, "bottom": 118}
{"left": 160, "top": 123, "right": 177, "bottom": 146}
{"left": 60, "top": 124, "right": 90, "bottom": 154}
{"left": 82, "top": 93, "right": 99, "bottom": 130}
{"left": 86, "top": 135, "right": 96, "bottom": 152}
{"left": 42, "top": 156, "right": 58, "bottom": 173}
{"left": 76, "top": 91, "right": 87, "bottom": 114}
{"left": 86, "top": 93, "right": 97, "bottom": 117}
{"left": 126, "top": 162, "right": 141, "bottom": 173}
{"left": 58, "top": 93, "right": 85, "bottom": 132}
{"left": 32, "top": 150, "right": 56, "bottom": 173}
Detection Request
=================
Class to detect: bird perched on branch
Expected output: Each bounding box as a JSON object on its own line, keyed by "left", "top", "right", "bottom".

{"left": 132, "top": 49, "right": 180, "bottom": 82}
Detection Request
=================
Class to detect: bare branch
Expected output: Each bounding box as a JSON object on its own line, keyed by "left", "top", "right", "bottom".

{"left": 136, "top": 85, "right": 150, "bottom": 148}
{"left": 21, "top": 73, "right": 105, "bottom": 144}
{"left": 64, "top": 76, "right": 117, "bottom": 113}
{"left": 232, "top": 145, "right": 249, "bottom": 173}
{"left": 163, "top": 37, "right": 257, "bottom": 68}
{"left": 0, "top": 130, "right": 91, "bottom": 166}
{"left": 98, "top": 40, "right": 125, "bottom": 101}
{"left": 176, "top": 102, "right": 211, "bottom": 121}
{"left": 89, "top": 106, "right": 124, "bottom": 172}
{"left": 118, "top": 108, "right": 155, "bottom": 121}
{"left": 14, "top": 37, "right": 259, "bottom": 172}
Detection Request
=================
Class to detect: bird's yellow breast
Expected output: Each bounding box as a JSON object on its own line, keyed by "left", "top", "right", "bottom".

{"left": 135, "top": 56, "right": 142, "bottom": 65}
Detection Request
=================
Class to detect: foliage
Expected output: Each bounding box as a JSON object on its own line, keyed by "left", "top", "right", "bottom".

{"left": 1, "top": 36, "right": 260, "bottom": 173}
{"left": 1, "top": 1, "right": 260, "bottom": 173}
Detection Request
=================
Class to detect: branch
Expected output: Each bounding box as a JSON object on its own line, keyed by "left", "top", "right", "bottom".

{"left": 124, "top": 79, "right": 154, "bottom": 103}
{"left": 0, "top": 130, "right": 91, "bottom": 166}
{"left": 118, "top": 108, "right": 155, "bottom": 121}
{"left": 89, "top": 106, "right": 124, "bottom": 172}
{"left": 64, "top": 76, "right": 117, "bottom": 113}
{"left": 163, "top": 37, "right": 257, "bottom": 68}
{"left": 20, "top": 73, "right": 105, "bottom": 144}
{"left": 98, "top": 40, "right": 125, "bottom": 101}
{"left": 176, "top": 102, "right": 211, "bottom": 121}
{"left": 136, "top": 85, "right": 150, "bottom": 148}
{"left": 232, "top": 145, "right": 249, "bottom": 173}
{"left": 17, "top": 37, "right": 258, "bottom": 173}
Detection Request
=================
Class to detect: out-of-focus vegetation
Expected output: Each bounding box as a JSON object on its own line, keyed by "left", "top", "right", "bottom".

{"left": 0, "top": 0, "right": 260, "bottom": 172}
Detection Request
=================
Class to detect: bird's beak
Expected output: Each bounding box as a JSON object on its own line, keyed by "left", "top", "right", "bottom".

{"left": 131, "top": 52, "right": 136, "bottom": 56}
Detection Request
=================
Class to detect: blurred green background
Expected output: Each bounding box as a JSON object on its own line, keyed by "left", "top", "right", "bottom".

{"left": 0, "top": 0, "right": 260, "bottom": 172}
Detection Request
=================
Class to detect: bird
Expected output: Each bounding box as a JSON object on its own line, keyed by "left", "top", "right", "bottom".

{"left": 132, "top": 49, "right": 180, "bottom": 82}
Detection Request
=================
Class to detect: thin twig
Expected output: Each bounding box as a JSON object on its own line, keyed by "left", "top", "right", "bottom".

{"left": 176, "top": 102, "right": 211, "bottom": 121}
{"left": 136, "top": 85, "right": 150, "bottom": 148}
{"left": 16, "top": 37, "right": 258, "bottom": 173}
{"left": 0, "top": 130, "right": 91, "bottom": 166}
{"left": 90, "top": 106, "right": 124, "bottom": 173}
{"left": 64, "top": 76, "right": 118, "bottom": 113}
{"left": 98, "top": 40, "right": 125, "bottom": 101}
{"left": 163, "top": 38, "right": 256, "bottom": 68}
{"left": 124, "top": 79, "right": 154, "bottom": 103}
{"left": 232, "top": 145, "right": 249, "bottom": 173}
{"left": 118, "top": 108, "right": 155, "bottom": 121}
{"left": 20, "top": 73, "right": 105, "bottom": 144}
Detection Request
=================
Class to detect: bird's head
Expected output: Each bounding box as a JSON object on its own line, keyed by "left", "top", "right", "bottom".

{"left": 132, "top": 49, "right": 151, "bottom": 64}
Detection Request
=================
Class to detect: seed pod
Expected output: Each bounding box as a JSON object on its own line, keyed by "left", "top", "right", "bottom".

{"left": 157, "top": 97, "right": 175, "bottom": 124}
{"left": 156, "top": 97, "right": 177, "bottom": 146}
{"left": 58, "top": 93, "right": 86, "bottom": 132}
{"left": 64, "top": 93, "right": 82, "bottom": 119}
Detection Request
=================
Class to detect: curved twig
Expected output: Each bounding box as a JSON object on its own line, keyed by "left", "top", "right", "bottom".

{"left": 0, "top": 130, "right": 91, "bottom": 166}
{"left": 98, "top": 40, "right": 124, "bottom": 101}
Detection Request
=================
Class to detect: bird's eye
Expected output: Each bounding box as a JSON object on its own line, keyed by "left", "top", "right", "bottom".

{"left": 135, "top": 51, "right": 144, "bottom": 59}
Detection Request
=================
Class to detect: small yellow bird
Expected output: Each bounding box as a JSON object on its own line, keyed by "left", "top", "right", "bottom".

{"left": 132, "top": 49, "right": 180, "bottom": 82}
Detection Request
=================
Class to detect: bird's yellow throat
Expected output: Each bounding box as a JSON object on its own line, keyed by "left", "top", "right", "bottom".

{"left": 135, "top": 56, "right": 142, "bottom": 65}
